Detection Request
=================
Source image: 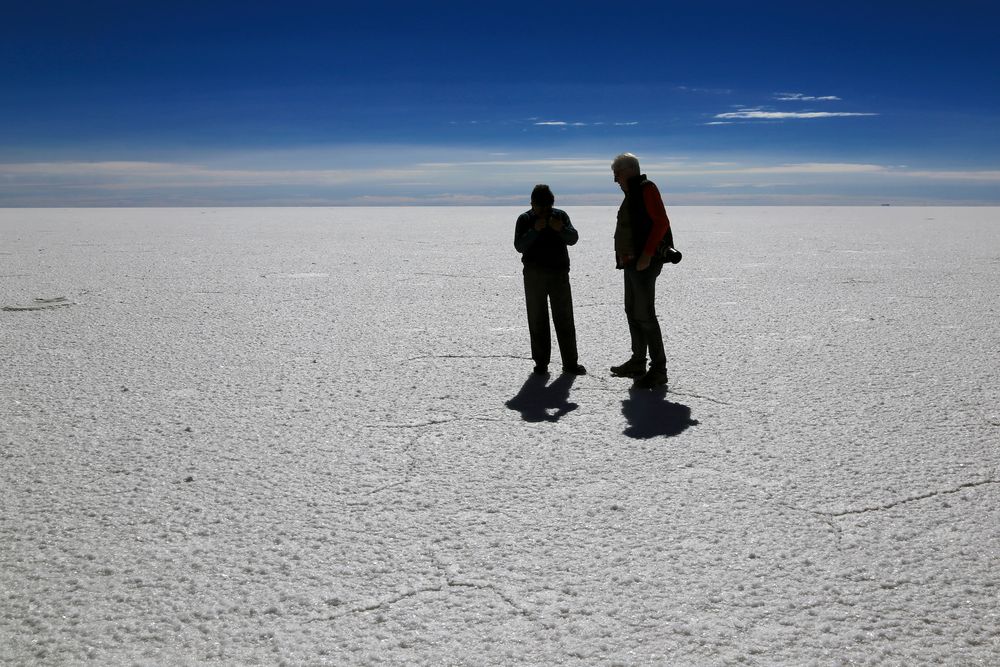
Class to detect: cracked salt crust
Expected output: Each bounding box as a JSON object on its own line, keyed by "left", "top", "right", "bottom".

{"left": 1, "top": 206, "right": 998, "bottom": 664}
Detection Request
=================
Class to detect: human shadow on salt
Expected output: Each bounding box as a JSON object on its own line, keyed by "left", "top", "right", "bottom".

{"left": 505, "top": 373, "right": 578, "bottom": 422}
{"left": 622, "top": 388, "right": 698, "bottom": 438}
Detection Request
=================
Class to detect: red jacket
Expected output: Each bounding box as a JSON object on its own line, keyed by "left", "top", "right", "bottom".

{"left": 639, "top": 181, "right": 670, "bottom": 257}
{"left": 623, "top": 173, "right": 671, "bottom": 258}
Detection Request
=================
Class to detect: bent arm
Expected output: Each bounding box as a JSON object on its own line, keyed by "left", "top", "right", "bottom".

{"left": 514, "top": 215, "right": 540, "bottom": 253}
{"left": 558, "top": 211, "right": 579, "bottom": 246}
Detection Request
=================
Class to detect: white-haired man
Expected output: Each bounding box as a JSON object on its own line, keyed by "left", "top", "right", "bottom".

{"left": 610, "top": 153, "right": 673, "bottom": 388}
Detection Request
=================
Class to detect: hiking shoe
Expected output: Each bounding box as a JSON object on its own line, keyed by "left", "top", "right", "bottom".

{"left": 562, "top": 364, "right": 587, "bottom": 375}
{"left": 610, "top": 358, "right": 646, "bottom": 378}
{"left": 533, "top": 365, "right": 549, "bottom": 375}
{"left": 634, "top": 367, "right": 668, "bottom": 389}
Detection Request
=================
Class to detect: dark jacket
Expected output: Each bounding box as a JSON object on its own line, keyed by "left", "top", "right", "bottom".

{"left": 514, "top": 208, "right": 579, "bottom": 271}
{"left": 625, "top": 174, "right": 655, "bottom": 257}
{"left": 615, "top": 174, "right": 674, "bottom": 269}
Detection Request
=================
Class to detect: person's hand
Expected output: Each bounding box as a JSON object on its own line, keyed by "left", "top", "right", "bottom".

{"left": 549, "top": 217, "right": 564, "bottom": 232}
{"left": 636, "top": 254, "right": 652, "bottom": 271}
{"left": 533, "top": 218, "right": 547, "bottom": 231}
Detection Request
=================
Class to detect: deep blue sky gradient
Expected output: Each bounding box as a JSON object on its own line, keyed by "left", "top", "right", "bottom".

{"left": 3, "top": 0, "right": 999, "bottom": 204}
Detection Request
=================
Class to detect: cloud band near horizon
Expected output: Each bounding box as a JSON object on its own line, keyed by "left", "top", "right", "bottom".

{"left": 2, "top": 154, "right": 999, "bottom": 206}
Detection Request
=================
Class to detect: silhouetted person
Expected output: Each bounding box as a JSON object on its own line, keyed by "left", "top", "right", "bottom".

{"left": 609, "top": 153, "right": 673, "bottom": 389}
{"left": 514, "top": 184, "right": 586, "bottom": 376}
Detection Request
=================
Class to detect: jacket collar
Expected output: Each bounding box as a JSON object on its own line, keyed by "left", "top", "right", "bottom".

{"left": 626, "top": 173, "right": 647, "bottom": 193}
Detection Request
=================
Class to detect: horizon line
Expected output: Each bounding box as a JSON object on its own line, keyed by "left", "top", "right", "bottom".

{"left": 4, "top": 203, "right": 999, "bottom": 209}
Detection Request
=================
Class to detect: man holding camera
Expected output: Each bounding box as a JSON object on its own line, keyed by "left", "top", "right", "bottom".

{"left": 514, "top": 184, "right": 586, "bottom": 376}
{"left": 610, "top": 153, "right": 673, "bottom": 389}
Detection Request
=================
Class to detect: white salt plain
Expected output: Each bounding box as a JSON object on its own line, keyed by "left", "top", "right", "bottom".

{"left": 1, "top": 206, "right": 998, "bottom": 665}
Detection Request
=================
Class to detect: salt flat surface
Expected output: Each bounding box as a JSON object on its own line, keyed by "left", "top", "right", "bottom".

{"left": 1, "top": 206, "right": 998, "bottom": 665}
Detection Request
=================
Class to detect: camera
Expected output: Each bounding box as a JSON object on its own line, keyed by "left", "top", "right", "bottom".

{"left": 662, "top": 247, "right": 682, "bottom": 264}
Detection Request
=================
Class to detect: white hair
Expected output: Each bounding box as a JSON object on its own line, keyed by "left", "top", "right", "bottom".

{"left": 612, "top": 153, "right": 640, "bottom": 172}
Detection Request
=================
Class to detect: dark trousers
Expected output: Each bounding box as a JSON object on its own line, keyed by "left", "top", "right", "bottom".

{"left": 624, "top": 261, "right": 666, "bottom": 370}
{"left": 523, "top": 266, "right": 578, "bottom": 368}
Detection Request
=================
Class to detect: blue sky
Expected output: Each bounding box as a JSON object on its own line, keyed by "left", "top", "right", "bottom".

{"left": 2, "top": 0, "right": 999, "bottom": 205}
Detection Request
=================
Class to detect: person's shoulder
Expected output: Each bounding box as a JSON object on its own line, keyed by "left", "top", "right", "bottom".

{"left": 552, "top": 208, "right": 571, "bottom": 219}
{"left": 516, "top": 210, "right": 532, "bottom": 222}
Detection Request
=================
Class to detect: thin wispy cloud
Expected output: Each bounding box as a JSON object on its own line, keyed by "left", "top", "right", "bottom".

{"left": 676, "top": 85, "right": 735, "bottom": 95}
{"left": 774, "top": 92, "right": 842, "bottom": 101}
{"left": 712, "top": 95, "right": 874, "bottom": 122}
{"left": 903, "top": 169, "right": 1000, "bottom": 182}
{"left": 533, "top": 120, "right": 638, "bottom": 127}
{"left": 660, "top": 162, "right": 1000, "bottom": 182}
{"left": 416, "top": 157, "right": 610, "bottom": 170}
{"left": 715, "top": 110, "right": 877, "bottom": 120}
{"left": 712, "top": 182, "right": 795, "bottom": 189}
{"left": 696, "top": 162, "right": 885, "bottom": 175}
{"left": 0, "top": 161, "right": 424, "bottom": 188}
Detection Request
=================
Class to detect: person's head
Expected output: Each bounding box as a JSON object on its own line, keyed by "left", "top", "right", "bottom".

{"left": 612, "top": 153, "right": 641, "bottom": 192}
{"left": 530, "top": 184, "right": 555, "bottom": 215}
